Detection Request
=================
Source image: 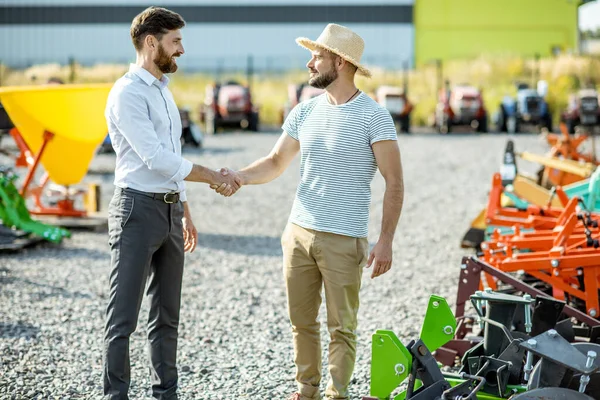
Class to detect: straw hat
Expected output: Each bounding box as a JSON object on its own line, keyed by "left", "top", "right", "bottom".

{"left": 296, "top": 23, "right": 371, "bottom": 78}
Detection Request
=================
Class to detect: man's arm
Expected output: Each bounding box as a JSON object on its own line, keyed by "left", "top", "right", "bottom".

{"left": 185, "top": 164, "right": 238, "bottom": 186}
{"left": 239, "top": 132, "right": 300, "bottom": 185}
{"left": 212, "top": 132, "right": 300, "bottom": 191}
{"left": 367, "top": 139, "right": 404, "bottom": 278}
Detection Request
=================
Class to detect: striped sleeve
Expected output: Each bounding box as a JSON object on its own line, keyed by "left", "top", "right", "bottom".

{"left": 282, "top": 103, "right": 302, "bottom": 141}
{"left": 368, "top": 107, "right": 397, "bottom": 145}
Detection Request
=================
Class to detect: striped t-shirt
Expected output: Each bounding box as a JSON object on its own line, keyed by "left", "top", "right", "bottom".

{"left": 282, "top": 91, "right": 397, "bottom": 238}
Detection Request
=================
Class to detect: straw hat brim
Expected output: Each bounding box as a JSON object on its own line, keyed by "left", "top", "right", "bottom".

{"left": 295, "top": 37, "right": 372, "bottom": 78}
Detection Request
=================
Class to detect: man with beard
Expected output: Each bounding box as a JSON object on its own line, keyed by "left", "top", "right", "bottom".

{"left": 103, "top": 6, "right": 240, "bottom": 399}
{"left": 212, "top": 24, "right": 404, "bottom": 400}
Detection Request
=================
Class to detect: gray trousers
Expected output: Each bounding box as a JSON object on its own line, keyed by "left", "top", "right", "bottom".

{"left": 103, "top": 188, "right": 184, "bottom": 400}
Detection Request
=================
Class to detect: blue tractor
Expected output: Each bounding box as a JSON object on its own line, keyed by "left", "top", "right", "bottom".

{"left": 495, "top": 82, "right": 553, "bottom": 133}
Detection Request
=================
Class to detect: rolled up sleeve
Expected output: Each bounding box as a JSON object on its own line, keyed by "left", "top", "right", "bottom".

{"left": 110, "top": 89, "right": 192, "bottom": 181}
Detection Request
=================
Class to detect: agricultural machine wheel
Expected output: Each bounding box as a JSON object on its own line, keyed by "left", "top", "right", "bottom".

{"left": 512, "top": 387, "right": 593, "bottom": 399}
{"left": 566, "top": 119, "right": 578, "bottom": 135}
{"left": 527, "top": 342, "right": 600, "bottom": 398}
{"left": 541, "top": 114, "right": 553, "bottom": 133}
{"left": 497, "top": 108, "right": 508, "bottom": 132}
{"left": 248, "top": 112, "right": 259, "bottom": 132}
{"left": 399, "top": 114, "right": 411, "bottom": 134}
{"left": 477, "top": 115, "right": 488, "bottom": 133}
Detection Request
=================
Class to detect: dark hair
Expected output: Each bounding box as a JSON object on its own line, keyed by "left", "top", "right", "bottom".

{"left": 130, "top": 7, "right": 185, "bottom": 51}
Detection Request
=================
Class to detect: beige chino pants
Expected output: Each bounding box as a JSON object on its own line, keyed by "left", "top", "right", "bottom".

{"left": 281, "top": 222, "right": 369, "bottom": 400}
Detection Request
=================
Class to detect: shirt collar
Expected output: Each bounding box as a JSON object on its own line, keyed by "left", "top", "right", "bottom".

{"left": 129, "top": 63, "right": 169, "bottom": 88}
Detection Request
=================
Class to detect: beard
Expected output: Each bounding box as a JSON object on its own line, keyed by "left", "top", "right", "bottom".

{"left": 308, "top": 68, "right": 338, "bottom": 89}
{"left": 154, "top": 44, "right": 179, "bottom": 74}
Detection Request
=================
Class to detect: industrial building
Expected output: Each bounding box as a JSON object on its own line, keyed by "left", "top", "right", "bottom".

{"left": 0, "top": 0, "right": 415, "bottom": 72}
{"left": 0, "top": 0, "right": 594, "bottom": 72}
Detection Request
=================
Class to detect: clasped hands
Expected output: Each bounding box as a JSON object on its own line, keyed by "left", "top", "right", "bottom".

{"left": 210, "top": 168, "right": 242, "bottom": 197}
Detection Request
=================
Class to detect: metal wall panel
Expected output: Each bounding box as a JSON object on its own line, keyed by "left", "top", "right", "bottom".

{"left": 0, "top": 4, "right": 412, "bottom": 24}
{"left": 0, "top": 23, "right": 414, "bottom": 70}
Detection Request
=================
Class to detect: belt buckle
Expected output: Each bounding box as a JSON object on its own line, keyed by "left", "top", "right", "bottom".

{"left": 163, "top": 192, "right": 178, "bottom": 204}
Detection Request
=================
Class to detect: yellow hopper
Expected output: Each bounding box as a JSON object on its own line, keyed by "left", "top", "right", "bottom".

{"left": 0, "top": 83, "right": 111, "bottom": 217}
{"left": 0, "top": 84, "right": 112, "bottom": 186}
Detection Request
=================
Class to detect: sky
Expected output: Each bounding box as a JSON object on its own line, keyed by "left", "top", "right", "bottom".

{"left": 579, "top": 1, "right": 600, "bottom": 31}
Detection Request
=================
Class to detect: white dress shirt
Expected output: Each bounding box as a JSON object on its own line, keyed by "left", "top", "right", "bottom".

{"left": 105, "top": 64, "right": 193, "bottom": 202}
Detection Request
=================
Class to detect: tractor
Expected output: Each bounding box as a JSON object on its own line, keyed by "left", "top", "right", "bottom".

{"left": 199, "top": 80, "right": 259, "bottom": 134}
{"left": 280, "top": 82, "right": 324, "bottom": 125}
{"left": 434, "top": 83, "right": 488, "bottom": 134}
{"left": 495, "top": 83, "right": 552, "bottom": 134}
{"left": 375, "top": 85, "right": 413, "bottom": 134}
{"left": 561, "top": 88, "right": 600, "bottom": 134}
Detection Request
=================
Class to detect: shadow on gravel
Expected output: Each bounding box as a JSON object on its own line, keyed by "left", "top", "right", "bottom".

{"left": 198, "top": 233, "right": 283, "bottom": 256}
{"left": 8, "top": 244, "right": 109, "bottom": 261}
{"left": 7, "top": 278, "right": 93, "bottom": 301}
{"left": 0, "top": 322, "right": 40, "bottom": 339}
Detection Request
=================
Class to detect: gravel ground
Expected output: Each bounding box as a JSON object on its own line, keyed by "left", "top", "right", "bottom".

{"left": 0, "top": 129, "right": 579, "bottom": 399}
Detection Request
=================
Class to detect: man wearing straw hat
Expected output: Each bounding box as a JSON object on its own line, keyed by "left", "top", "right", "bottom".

{"left": 213, "top": 23, "right": 404, "bottom": 400}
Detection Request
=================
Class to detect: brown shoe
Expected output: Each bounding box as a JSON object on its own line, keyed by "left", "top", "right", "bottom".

{"left": 287, "top": 391, "right": 321, "bottom": 400}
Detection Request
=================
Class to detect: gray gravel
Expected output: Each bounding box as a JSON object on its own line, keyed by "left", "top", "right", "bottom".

{"left": 0, "top": 130, "right": 573, "bottom": 399}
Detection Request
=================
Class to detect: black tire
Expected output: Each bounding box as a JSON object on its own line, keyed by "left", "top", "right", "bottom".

{"left": 544, "top": 115, "right": 553, "bottom": 132}
{"left": 477, "top": 114, "right": 488, "bottom": 133}
{"left": 497, "top": 106, "right": 507, "bottom": 132}
{"left": 566, "top": 118, "right": 578, "bottom": 134}
{"left": 248, "top": 112, "right": 259, "bottom": 132}
{"left": 399, "top": 114, "right": 411, "bottom": 134}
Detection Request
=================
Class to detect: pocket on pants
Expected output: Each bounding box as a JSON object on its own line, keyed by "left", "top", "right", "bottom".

{"left": 117, "top": 194, "right": 135, "bottom": 228}
{"left": 356, "top": 237, "right": 369, "bottom": 267}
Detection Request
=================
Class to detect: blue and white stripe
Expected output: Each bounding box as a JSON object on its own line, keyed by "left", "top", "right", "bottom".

{"left": 282, "top": 91, "right": 397, "bottom": 238}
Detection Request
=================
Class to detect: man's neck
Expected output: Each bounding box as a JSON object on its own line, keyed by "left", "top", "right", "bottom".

{"left": 136, "top": 56, "right": 163, "bottom": 81}
{"left": 326, "top": 79, "right": 358, "bottom": 105}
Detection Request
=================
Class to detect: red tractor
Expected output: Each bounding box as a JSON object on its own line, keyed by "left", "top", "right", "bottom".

{"left": 560, "top": 88, "right": 600, "bottom": 134}
{"left": 280, "top": 83, "right": 324, "bottom": 124}
{"left": 435, "top": 83, "right": 488, "bottom": 134}
{"left": 375, "top": 85, "right": 413, "bottom": 134}
{"left": 199, "top": 80, "right": 259, "bottom": 134}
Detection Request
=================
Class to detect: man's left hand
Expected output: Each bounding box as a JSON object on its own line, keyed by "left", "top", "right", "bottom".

{"left": 366, "top": 240, "right": 393, "bottom": 279}
{"left": 182, "top": 215, "right": 198, "bottom": 253}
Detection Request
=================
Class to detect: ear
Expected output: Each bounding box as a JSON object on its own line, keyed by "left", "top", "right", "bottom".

{"left": 145, "top": 35, "right": 156, "bottom": 50}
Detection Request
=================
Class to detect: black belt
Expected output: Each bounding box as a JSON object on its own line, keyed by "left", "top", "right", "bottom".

{"left": 121, "top": 188, "right": 180, "bottom": 204}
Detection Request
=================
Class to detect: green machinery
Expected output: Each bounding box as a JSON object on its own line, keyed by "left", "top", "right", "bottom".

{"left": 0, "top": 168, "right": 70, "bottom": 243}
{"left": 363, "top": 291, "right": 599, "bottom": 400}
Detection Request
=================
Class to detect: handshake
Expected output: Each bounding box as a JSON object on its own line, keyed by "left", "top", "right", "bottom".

{"left": 209, "top": 167, "right": 243, "bottom": 197}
